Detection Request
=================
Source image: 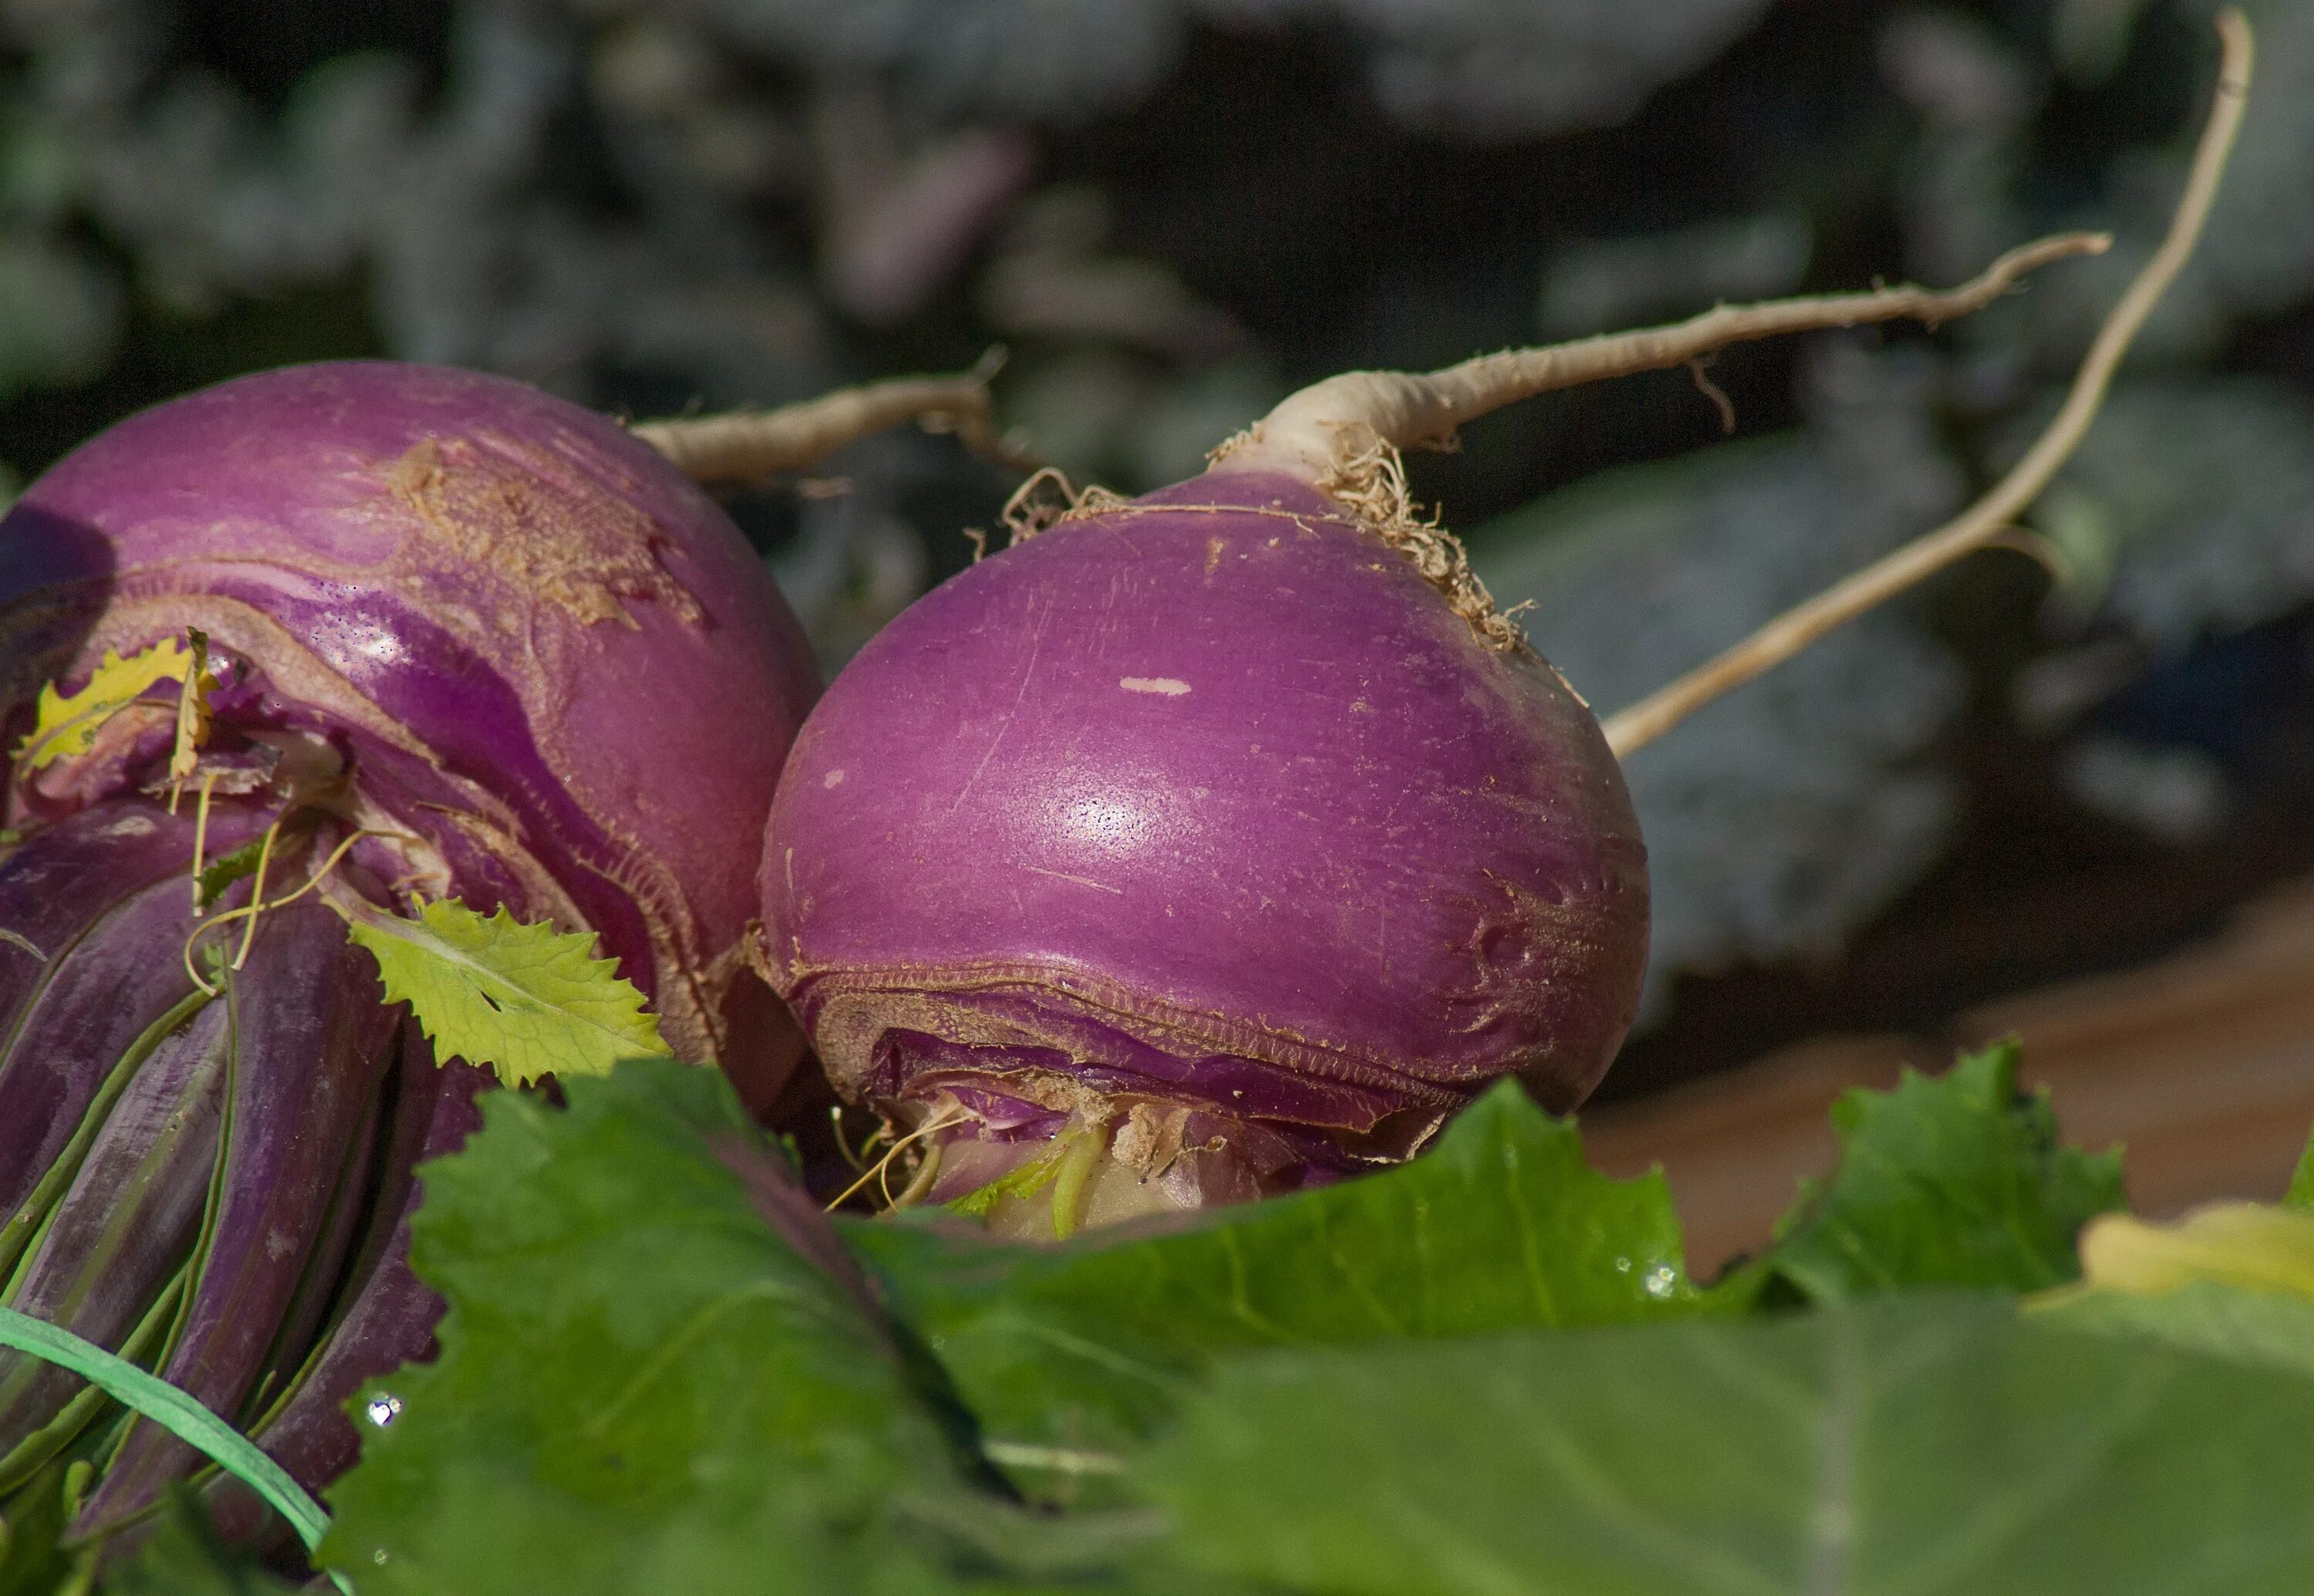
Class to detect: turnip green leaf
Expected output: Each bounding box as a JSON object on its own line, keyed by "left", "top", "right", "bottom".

{"left": 2039, "top": 1282, "right": 2314, "bottom": 1380}
{"left": 2034, "top": 1203, "right": 2314, "bottom": 1378}
{"left": 1133, "top": 1296, "right": 2314, "bottom": 1596}
{"left": 846, "top": 1079, "right": 1707, "bottom": 1483}
{"left": 0, "top": 1456, "right": 77, "bottom": 1594}
{"left": 334, "top": 894, "right": 669, "bottom": 1088}
{"left": 102, "top": 1487, "right": 305, "bottom": 1594}
{"left": 1755, "top": 1040, "right": 2124, "bottom": 1301}
{"left": 2285, "top": 1135, "right": 2314, "bottom": 1209}
{"left": 192, "top": 836, "right": 268, "bottom": 913}
{"left": 319, "top": 1059, "right": 1120, "bottom": 1595}
{"left": 2076, "top": 1202, "right": 2314, "bottom": 1300}
{"left": 15, "top": 638, "right": 201, "bottom": 772}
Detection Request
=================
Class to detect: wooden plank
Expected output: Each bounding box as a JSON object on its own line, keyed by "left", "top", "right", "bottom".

{"left": 1581, "top": 875, "right": 2314, "bottom": 1276}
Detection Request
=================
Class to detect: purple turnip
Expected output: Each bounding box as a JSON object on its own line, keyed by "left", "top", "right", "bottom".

{"left": 764, "top": 460, "right": 1646, "bottom": 1229}
{"left": 756, "top": 16, "right": 2248, "bottom": 1240}
{"left": 0, "top": 361, "right": 819, "bottom": 1547}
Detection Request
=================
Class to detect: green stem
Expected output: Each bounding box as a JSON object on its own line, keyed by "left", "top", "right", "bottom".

{"left": 0, "top": 1304, "right": 345, "bottom": 1591}
{"left": 0, "top": 1264, "right": 186, "bottom": 1496}
{"left": 1049, "top": 1121, "right": 1109, "bottom": 1242}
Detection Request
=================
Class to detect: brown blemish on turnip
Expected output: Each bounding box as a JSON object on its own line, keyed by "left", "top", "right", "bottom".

{"left": 386, "top": 435, "right": 702, "bottom": 629}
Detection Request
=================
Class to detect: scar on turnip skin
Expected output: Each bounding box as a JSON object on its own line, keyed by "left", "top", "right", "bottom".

{"left": 629, "top": 346, "right": 1041, "bottom": 484}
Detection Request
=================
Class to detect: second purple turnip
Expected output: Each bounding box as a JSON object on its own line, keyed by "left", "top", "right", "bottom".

{"left": 757, "top": 23, "right": 2248, "bottom": 1240}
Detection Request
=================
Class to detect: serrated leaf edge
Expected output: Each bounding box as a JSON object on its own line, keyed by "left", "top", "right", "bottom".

{"left": 16, "top": 637, "right": 197, "bottom": 771}
{"left": 331, "top": 889, "right": 670, "bottom": 1088}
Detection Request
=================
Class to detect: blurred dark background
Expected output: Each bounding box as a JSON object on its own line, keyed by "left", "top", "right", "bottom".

{"left": 3, "top": 0, "right": 2309, "bottom": 1167}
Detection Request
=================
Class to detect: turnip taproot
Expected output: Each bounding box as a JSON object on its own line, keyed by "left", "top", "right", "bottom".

{"left": 756, "top": 18, "right": 2249, "bottom": 1240}
{"left": 0, "top": 361, "right": 819, "bottom": 1544}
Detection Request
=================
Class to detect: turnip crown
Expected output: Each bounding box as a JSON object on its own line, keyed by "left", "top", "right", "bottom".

{"left": 762, "top": 470, "right": 1648, "bottom": 1230}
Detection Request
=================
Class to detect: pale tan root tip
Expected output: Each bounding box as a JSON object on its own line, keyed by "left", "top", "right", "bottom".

{"left": 996, "top": 466, "right": 1128, "bottom": 547}
{"left": 629, "top": 349, "right": 1041, "bottom": 486}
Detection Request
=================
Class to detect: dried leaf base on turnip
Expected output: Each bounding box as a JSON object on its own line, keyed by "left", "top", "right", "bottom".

{"left": 753, "top": 15, "right": 2252, "bottom": 1241}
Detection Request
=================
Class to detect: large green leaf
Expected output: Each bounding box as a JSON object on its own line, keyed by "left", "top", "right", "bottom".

{"left": 1756, "top": 1041, "right": 2124, "bottom": 1301}
{"left": 1133, "top": 1295, "right": 2314, "bottom": 1596}
{"left": 846, "top": 1081, "right": 1705, "bottom": 1487}
{"left": 2039, "top": 1284, "right": 2314, "bottom": 1382}
{"left": 319, "top": 1060, "right": 1095, "bottom": 1596}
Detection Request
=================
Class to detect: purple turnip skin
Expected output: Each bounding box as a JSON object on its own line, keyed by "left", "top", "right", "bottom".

{"left": 0, "top": 802, "right": 264, "bottom": 1221}
{"left": 0, "top": 999, "right": 231, "bottom": 1467}
{"left": 0, "top": 361, "right": 819, "bottom": 1071}
{"left": 73, "top": 900, "right": 403, "bottom": 1536}
{"left": 761, "top": 469, "right": 1647, "bottom": 1230}
{"left": 0, "top": 361, "right": 820, "bottom": 1547}
{"left": 196, "top": 1053, "right": 491, "bottom": 1553}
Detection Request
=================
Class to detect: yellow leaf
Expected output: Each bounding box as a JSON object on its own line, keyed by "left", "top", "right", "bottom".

{"left": 333, "top": 892, "right": 672, "bottom": 1088}
{"left": 16, "top": 636, "right": 198, "bottom": 772}
{"left": 2075, "top": 1203, "right": 2314, "bottom": 1303}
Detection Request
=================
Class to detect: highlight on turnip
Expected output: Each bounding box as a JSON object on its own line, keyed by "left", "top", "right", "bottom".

{"left": 0, "top": 359, "right": 821, "bottom": 1550}
{"left": 755, "top": 19, "right": 2249, "bottom": 1241}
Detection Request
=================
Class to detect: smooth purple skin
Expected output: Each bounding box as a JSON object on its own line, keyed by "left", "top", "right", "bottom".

{"left": 0, "top": 805, "right": 264, "bottom": 1221}
{"left": 0, "top": 802, "right": 251, "bottom": 1043}
{"left": 74, "top": 899, "right": 401, "bottom": 1537}
{"left": 0, "top": 361, "right": 821, "bottom": 1086}
{"left": 254, "top": 1071, "right": 383, "bottom": 1423}
{"left": 0, "top": 1000, "right": 230, "bottom": 1454}
{"left": 199, "top": 1054, "right": 490, "bottom": 1550}
{"left": 761, "top": 471, "right": 1648, "bottom": 1161}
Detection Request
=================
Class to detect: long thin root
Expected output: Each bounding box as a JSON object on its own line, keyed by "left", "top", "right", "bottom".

{"left": 631, "top": 349, "right": 1041, "bottom": 485}
{"left": 1601, "top": 9, "right": 2252, "bottom": 759}
{"left": 1216, "top": 233, "right": 2108, "bottom": 481}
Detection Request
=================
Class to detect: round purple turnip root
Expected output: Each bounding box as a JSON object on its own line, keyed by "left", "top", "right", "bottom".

{"left": 757, "top": 182, "right": 2245, "bottom": 1237}
{"left": 762, "top": 450, "right": 1644, "bottom": 1237}
{"left": 0, "top": 361, "right": 818, "bottom": 1547}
